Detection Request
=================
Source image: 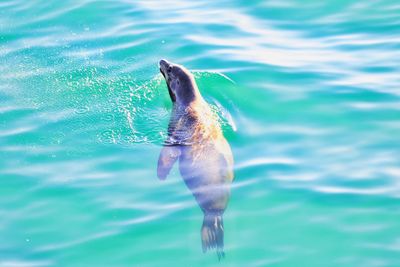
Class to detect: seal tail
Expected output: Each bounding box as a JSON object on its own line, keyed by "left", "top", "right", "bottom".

{"left": 201, "top": 213, "right": 225, "bottom": 260}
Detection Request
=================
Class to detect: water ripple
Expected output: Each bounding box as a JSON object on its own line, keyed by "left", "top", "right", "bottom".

{"left": 1, "top": 0, "right": 400, "bottom": 265}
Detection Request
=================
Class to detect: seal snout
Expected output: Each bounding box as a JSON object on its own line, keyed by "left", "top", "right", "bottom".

{"left": 159, "top": 59, "right": 176, "bottom": 102}
{"left": 159, "top": 59, "right": 170, "bottom": 74}
{"left": 159, "top": 59, "right": 169, "bottom": 67}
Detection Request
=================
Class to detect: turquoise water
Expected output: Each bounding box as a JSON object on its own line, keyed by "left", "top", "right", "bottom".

{"left": 1, "top": 0, "right": 400, "bottom": 266}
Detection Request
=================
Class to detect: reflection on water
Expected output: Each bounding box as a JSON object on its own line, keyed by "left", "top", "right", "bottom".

{"left": 1, "top": 0, "right": 400, "bottom": 266}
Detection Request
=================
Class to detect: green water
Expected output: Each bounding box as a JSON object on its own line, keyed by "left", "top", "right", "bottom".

{"left": 1, "top": 0, "right": 400, "bottom": 266}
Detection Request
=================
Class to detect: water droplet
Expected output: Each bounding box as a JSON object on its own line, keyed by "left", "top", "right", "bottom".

{"left": 103, "top": 114, "right": 114, "bottom": 121}
{"left": 75, "top": 106, "right": 90, "bottom": 114}
{"left": 98, "top": 130, "right": 120, "bottom": 144}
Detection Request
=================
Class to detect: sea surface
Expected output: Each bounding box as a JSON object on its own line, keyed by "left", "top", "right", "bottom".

{"left": 1, "top": 0, "right": 400, "bottom": 266}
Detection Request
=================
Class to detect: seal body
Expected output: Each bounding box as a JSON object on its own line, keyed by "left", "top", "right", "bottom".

{"left": 157, "top": 59, "right": 234, "bottom": 258}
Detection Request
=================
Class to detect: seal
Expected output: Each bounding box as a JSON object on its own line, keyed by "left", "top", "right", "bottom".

{"left": 157, "top": 59, "right": 234, "bottom": 259}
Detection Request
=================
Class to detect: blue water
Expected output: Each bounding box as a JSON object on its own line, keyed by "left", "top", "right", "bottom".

{"left": 1, "top": 0, "right": 400, "bottom": 266}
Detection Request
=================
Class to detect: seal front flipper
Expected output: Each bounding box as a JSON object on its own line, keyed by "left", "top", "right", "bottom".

{"left": 157, "top": 145, "right": 180, "bottom": 180}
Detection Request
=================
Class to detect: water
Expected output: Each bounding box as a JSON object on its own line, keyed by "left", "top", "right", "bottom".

{"left": 1, "top": 0, "right": 400, "bottom": 266}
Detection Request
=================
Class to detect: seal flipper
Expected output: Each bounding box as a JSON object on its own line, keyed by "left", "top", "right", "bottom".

{"left": 157, "top": 146, "right": 180, "bottom": 180}
{"left": 201, "top": 213, "right": 225, "bottom": 260}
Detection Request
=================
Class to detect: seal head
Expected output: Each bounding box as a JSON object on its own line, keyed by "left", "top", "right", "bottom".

{"left": 159, "top": 59, "right": 200, "bottom": 106}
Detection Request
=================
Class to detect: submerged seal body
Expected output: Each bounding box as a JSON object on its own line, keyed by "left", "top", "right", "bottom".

{"left": 157, "top": 59, "right": 234, "bottom": 258}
